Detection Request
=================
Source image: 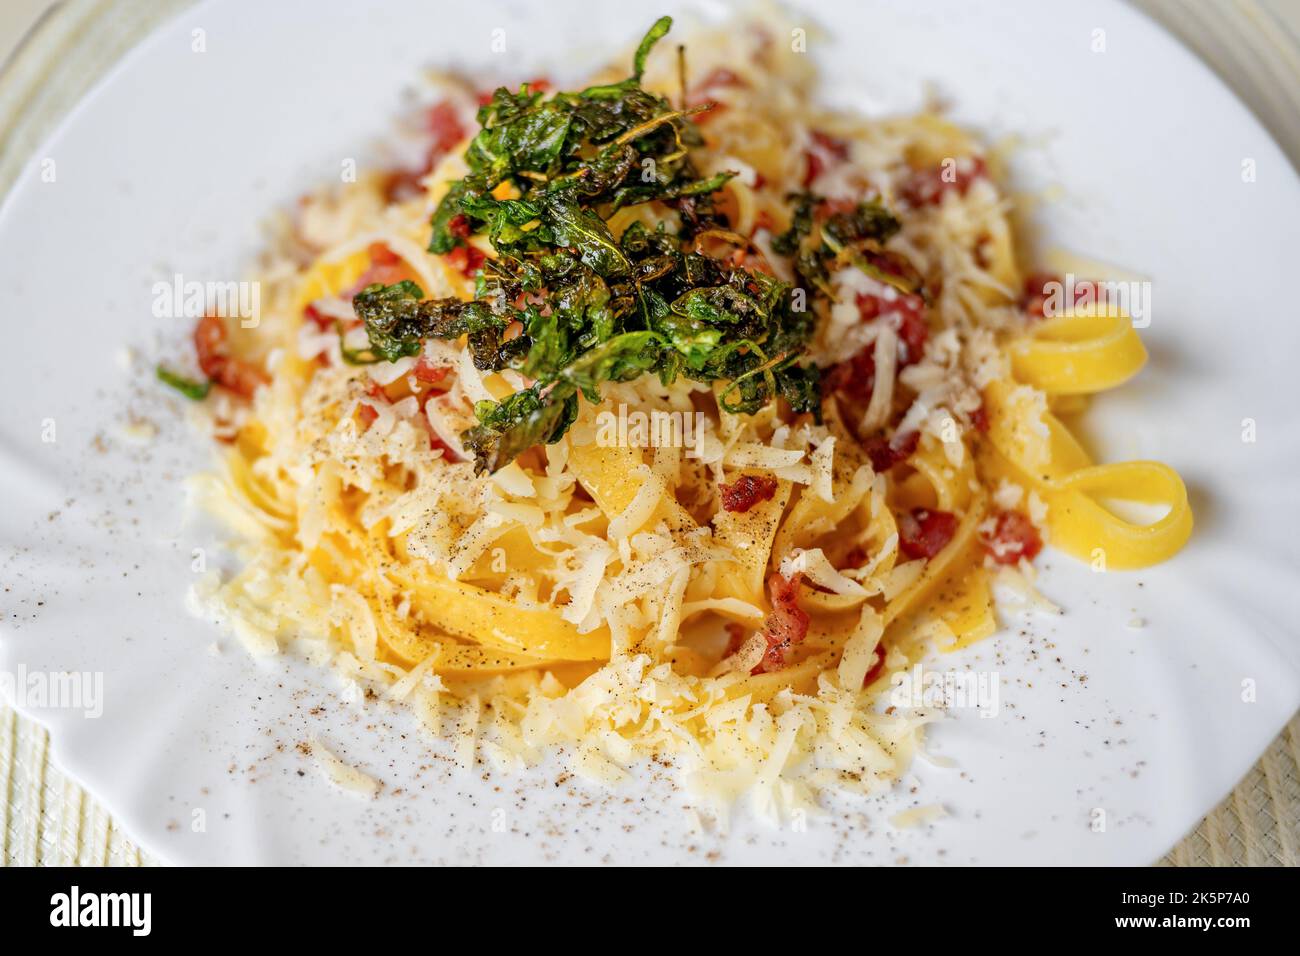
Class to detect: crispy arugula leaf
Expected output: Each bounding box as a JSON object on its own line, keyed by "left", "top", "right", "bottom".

{"left": 539, "top": 188, "right": 631, "bottom": 278}
{"left": 461, "top": 194, "right": 547, "bottom": 248}
{"left": 462, "top": 385, "right": 579, "bottom": 475}
{"left": 633, "top": 15, "right": 673, "bottom": 81}
{"left": 353, "top": 280, "right": 511, "bottom": 363}
{"left": 429, "top": 181, "right": 472, "bottom": 254}
{"left": 671, "top": 285, "right": 763, "bottom": 326}
{"left": 776, "top": 361, "right": 822, "bottom": 419}
{"left": 466, "top": 98, "right": 572, "bottom": 184}
{"left": 464, "top": 331, "right": 663, "bottom": 472}
{"left": 610, "top": 169, "right": 736, "bottom": 211}
{"left": 823, "top": 200, "right": 901, "bottom": 245}
{"left": 771, "top": 192, "right": 817, "bottom": 256}
{"left": 156, "top": 365, "right": 211, "bottom": 400}
{"left": 776, "top": 197, "right": 917, "bottom": 296}
{"left": 365, "top": 17, "right": 915, "bottom": 472}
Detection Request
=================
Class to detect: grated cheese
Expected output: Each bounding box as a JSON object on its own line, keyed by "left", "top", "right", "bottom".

{"left": 311, "top": 737, "right": 381, "bottom": 798}
{"left": 173, "top": 14, "right": 1096, "bottom": 833}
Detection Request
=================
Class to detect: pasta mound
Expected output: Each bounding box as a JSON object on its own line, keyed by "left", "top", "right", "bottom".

{"left": 180, "top": 16, "right": 1190, "bottom": 822}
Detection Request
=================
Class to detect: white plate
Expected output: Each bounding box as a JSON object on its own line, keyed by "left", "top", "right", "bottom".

{"left": 2, "top": 0, "right": 1298, "bottom": 866}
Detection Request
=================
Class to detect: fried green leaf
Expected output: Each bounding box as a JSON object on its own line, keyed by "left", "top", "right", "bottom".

{"left": 156, "top": 365, "right": 211, "bottom": 400}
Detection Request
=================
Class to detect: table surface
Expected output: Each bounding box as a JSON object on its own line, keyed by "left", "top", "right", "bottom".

{"left": 1, "top": 0, "right": 1297, "bottom": 867}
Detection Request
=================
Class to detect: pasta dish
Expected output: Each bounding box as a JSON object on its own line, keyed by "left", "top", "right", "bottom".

{"left": 161, "top": 16, "right": 1192, "bottom": 818}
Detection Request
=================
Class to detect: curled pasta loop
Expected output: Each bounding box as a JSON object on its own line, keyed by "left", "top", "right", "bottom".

{"left": 1042, "top": 461, "right": 1193, "bottom": 570}
{"left": 1010, "top": 306, "right": 1147, "bottom": 395}
{"left": 982, "top": 379, "right": 1192, "bottom": 569}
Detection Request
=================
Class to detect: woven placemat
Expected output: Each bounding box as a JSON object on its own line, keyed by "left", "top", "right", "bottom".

{"left": 1, "top": 0, "right": 1297, "bottom": 867}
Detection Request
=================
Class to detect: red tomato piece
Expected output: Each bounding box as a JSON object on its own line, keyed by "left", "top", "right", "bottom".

{"left": 756, "top": 572, "right": 810, "bottom": 673}
{"left": 897, "top": 507, "right": 959, "bottom": 560}
{"left": 193, "top": 314, "right": 267, "bottom": 399}
{"left": 446, "top": 243, "right": 486, "bottom": 278}
{"left": 981, "top": 510, "right": 1043, "bottom": 565}
{"left": 864, "top": 429, "right": 920, "bottom": 473}
{"left": 412, "top": 356, "right": 452, "bottom": 387}
{"left": 719, "top": 474, "right": 779, "bottom": 513}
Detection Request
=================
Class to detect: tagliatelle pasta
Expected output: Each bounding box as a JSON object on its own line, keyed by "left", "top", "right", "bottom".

{"left": 169, "top": 15, "right": 1190, "bottom": 821}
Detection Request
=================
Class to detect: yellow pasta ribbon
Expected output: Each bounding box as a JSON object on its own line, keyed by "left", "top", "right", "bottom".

{"left": 712, "top": 475, "right": 792, "bottom": 608}
{"left": 387, "top": 559, "right": 611, "bottom": 661}
{"left": 935, "top": 566, "right": 997, "bottom": 653}
{"left": 981, "top": 379, "right": 1192, "bottom": 570}
{"left": 1009, "top": 306, "right": 1147, "bottom": 395}
{"left": 884, "top": 493, "right": 988, "bottom": 628}
{"left": 1040, "top": 461, "right": 1193, "bottom": 570}
{"left": 567, "top": 442, "right": 699, "bottom": 535}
